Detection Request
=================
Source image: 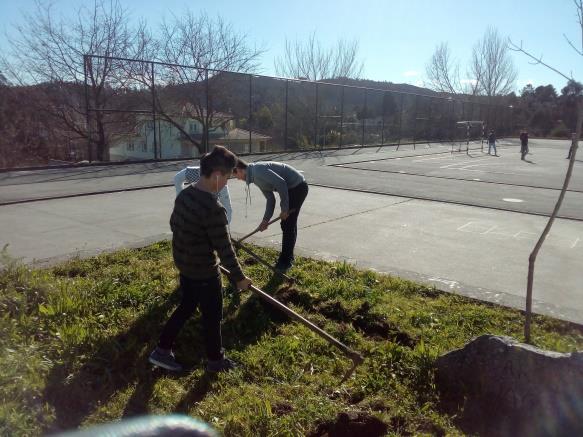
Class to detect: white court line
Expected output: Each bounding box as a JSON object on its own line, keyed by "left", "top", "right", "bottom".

{"left": 440, "top": 157, "right": 491, "bottom": 169}
{"left": 460, "top": 161, "right": 495, "bottom": 170}
{"left": 481, "top": 225, "right": 498, "bottom": 235}
{"left": 412, "top": 155, "right": 460, "bottom": 163}
{"left": 572, "top": 237, "right": 580, "bottom": 249}
{"left": 460, "top": 168, "right": 523, "bottom": 176}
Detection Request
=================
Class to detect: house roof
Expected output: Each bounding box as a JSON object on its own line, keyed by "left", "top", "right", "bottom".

{"left": 222, "top": 128, "right": 271, "bottom": 141}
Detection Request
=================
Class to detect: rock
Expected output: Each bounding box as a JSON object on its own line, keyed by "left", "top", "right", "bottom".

{"left": 436, "top": 334, "right": 583, "bottom": 436}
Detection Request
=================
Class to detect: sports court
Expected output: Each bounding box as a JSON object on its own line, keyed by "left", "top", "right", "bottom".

{"left": 1, "top": 138, "right": 582, "bottom": 324}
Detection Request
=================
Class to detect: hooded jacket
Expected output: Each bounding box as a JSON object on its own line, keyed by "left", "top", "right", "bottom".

{"left": 245, "top": 162, "right": 305, "bottom": 221}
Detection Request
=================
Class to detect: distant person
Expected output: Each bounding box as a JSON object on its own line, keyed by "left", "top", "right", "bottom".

{"left": 519, "top": 130, "right": 529, "bottom": 160}
{"left": 567, "top": 132, "right": 577, "bottom": 160}
{"left": 232, "top": 159, "right": 308, "bottom": 273}
{"left": 174, "top": 165, "right": 233, "bottom": 224}
{"left": 149, "top": 146, "right": 251, "bottom": 373}
{"left": 488, "top": 130, "right": 498, "bottom": 156}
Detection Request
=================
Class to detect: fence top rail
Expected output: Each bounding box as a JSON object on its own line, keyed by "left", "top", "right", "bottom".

{"left": 83, "top": 53, "right": 513, "bottom": 109}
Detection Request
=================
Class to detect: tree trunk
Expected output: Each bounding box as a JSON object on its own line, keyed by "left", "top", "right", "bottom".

{"left": 524, "top": 98, "right": 582, "bottom": 343}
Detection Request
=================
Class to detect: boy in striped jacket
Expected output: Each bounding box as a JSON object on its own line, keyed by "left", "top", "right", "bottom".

{"left": 149, "top": 146, "right": 251, "bottom": 373}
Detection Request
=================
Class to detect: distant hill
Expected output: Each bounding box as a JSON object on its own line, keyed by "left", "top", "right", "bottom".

{"left": 324, "top": 77, "right": 439, "bottom": 96}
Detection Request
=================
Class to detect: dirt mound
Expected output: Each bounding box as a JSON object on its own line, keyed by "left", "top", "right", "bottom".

{"left": 274, "top": 286, "right": 314, "bottom": 308}
{"left": 259, "top": 286, "right": 314, "bottom": 321}
{"left": 309, "top": 412, "right": 388, "bottom": 437}
{"left": 265, "top": 290, "right": 415, "bottom": 347}
{"left": 352, "top": 303, "right": 417, "bottom": 347}
{"left": 243, "top": 257, "right": 259, "bottom": 266}
{"left": 272, "top": 402, "right": 294, "bottom": 416}
{"left": 315, "top": 301, "right": 351, "bottom": 322}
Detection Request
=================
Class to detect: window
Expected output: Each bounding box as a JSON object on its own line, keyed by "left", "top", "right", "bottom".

{"left": 127, "top": 141, "right": 134, "bottom": 151}
{"left": 141, "top": 142, "right": 147, "bottom": 152}
{"left": 145, "top": 121, "right": 155, "bottom": 131}
{"left": 189, "top": 122, "right": 198, "bottom": 134}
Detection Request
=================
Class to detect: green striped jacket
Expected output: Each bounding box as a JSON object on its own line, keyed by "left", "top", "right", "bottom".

{"left": 170, "top": 185, "right": 244, "bottom": 282}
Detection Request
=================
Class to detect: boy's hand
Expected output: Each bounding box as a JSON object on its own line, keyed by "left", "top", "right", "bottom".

{"left": 258, "top": 220, "right": 269, "bottom": 231}
{"left": 279, "top": 211, "right": 289, "bottom": 221}
{"left": 236, "top": 277, "right": 252, "bottom": 291}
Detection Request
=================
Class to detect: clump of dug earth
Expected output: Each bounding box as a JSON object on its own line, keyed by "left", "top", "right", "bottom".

{"left": 271, "top": 286, "right": 416, "bottom": 347}
{"left": 308, "top": 411, "right": 389, "bottom": 437}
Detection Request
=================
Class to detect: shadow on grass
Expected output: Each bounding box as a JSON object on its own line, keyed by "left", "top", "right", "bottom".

{"left": 43, "top": 287, "right": 182, "bottom": 432}
{"left": 43, "top": 272, "right": 293, "bottom": 433}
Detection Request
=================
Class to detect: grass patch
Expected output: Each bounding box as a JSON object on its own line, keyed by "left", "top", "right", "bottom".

{"left": 1, "top": 242, "right": 582, "bottom": 436}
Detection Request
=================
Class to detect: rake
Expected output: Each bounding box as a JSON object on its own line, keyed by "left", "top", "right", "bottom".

{"left": 220, "top": 266, "right": 364, "bottom": 384}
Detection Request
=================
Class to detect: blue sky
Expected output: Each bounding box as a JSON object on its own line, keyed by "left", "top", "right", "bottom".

{"left": 1, "top": 0, "right": 581, "bottom": 93}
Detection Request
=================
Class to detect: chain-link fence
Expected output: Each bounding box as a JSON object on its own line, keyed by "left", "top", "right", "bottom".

{"left": 3, "top": 54, "right": 514, "bottom": 168}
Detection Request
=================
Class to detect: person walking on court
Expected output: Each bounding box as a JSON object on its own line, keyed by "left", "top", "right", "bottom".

{"left": 233, "top": 159, "right": 308, "bottom": 274}
{"left": 488, "top": 130, "right": 498, "bottom": 156}
{"left": 567, "top": 132, "right": 577, "bottom": 160}
{"left": 520, "top": 130, "right": 529, "bottom": 160}
{"left": 149, "top": 146, "right": 251, "bottom": 373}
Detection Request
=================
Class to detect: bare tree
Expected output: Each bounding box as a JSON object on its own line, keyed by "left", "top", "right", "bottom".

{"left": 274, "top": 32, "right": 363, "bottom": 81}
{"left": 425, "top": 28, "right": 515, "bottom": 98}
{"left": 1, "top": 0, "right": 146, "bottom": 161}
{"left": 426, "top": 43, "right": 462, "bottom": 95}
{"left": 509, "top": 0, "right": 582, "bottom": 343}
{"left": 147, "top": 11, "right": 265, "bottom": 154}
{"left": 472, "top": 27, "right": 518, "bottom": 98}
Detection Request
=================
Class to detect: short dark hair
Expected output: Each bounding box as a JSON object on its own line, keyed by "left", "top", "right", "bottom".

{"left": 200, "top": 146, "right": 237, "bottom": 177}
{"left": 235, "top": 158, "right": 248, "bottom": 170}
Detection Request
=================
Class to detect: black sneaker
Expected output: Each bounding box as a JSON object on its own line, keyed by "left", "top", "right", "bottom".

{"left": 274, "top": 260, "right": 293, "bottom": 274}
{"left": 206, "top": 357, "right": 238, "bottom": 373}
{"left": 149, "top": 349, "right": 183, "bottom": 372}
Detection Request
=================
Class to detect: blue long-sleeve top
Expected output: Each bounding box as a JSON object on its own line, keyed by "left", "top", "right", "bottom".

{"left": 245, "top": 162, "right": 305, "bottom": 221}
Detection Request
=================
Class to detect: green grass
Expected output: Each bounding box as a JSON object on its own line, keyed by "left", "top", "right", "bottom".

{"left": 1, "top": 242, "right": 582, "bottom": 436}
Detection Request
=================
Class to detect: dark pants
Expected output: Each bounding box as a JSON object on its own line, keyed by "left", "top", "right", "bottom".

{"left": 279, "top": 181, "right": 309, "bottom": 264}
{"left": 521, "top": 142, "right": 528, "bottom": 159}
{"left": 158, "top": 273, "right": 223, "bottom": 360}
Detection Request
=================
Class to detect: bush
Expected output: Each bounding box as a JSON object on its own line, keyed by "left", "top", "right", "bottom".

{"left": 549, "top": 123, "right": 570, "bottom": 138}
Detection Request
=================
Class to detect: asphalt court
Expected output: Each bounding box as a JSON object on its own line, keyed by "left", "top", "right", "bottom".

{"left": 331, "top": 139, "right": 582, "bottom": 191}
{"left": 316, "top": 139, "right": 583, "bottom": 221}
{"left": 1, "top": 138, "right": 582, "bottom": 323}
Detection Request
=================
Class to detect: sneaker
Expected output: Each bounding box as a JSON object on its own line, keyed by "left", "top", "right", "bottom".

{"left": 274, "top": 260, "right": 293, "bottom": 274}
{"left": 206, "top": 357, "right": 238, "bottom": 373}
{"left": 149, "top": 349, "right": 183, "bottom": 372}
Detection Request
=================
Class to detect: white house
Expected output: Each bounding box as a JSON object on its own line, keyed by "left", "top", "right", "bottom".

{"left": 109, "top": 110, "right": 271, "bottom": 160}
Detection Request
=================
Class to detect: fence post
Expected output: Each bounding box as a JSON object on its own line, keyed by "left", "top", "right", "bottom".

{"left": 284, "top": 79, "right": 288, "bottom": 150}
{"left": 83, "top": 55, "right": 92, "bottom": 162}
{"left": 381, "top": 92, "right": 385, "bottom": 146}
{"left": 249, "top": 75, "right": 253, "bottom": 154}
{"left": 397, "top": 93, "right": 404, "bottom": 151}
{"left": 314, "top": 82, "right": 319, "bottom": 148}
{"left": 205, "top": 69, "right": 209, "bottom": 153}
{"left": 340, "top": 85, "right": 345, "bottom": 148}
{"left": 448, "top": 99, "right": 454, "bottom": 144}
{"left": 151, "top": 62, "right": 158, "bottom": 159}
{"left": 413, "top": 94, "right": 418, "bottom": 149}
{"left": 362, "top": 89, "right": 367, "bottom": 147}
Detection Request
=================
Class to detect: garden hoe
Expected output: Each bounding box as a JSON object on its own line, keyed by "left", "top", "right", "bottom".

{"left": 233, "top": 240, "right": 296, "bottom": 284}
{"left": 233, "top": 210, "right": 297, "bottom": 284}
{"left": 220, "top": 266, "right": 364, "bottom": 384}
